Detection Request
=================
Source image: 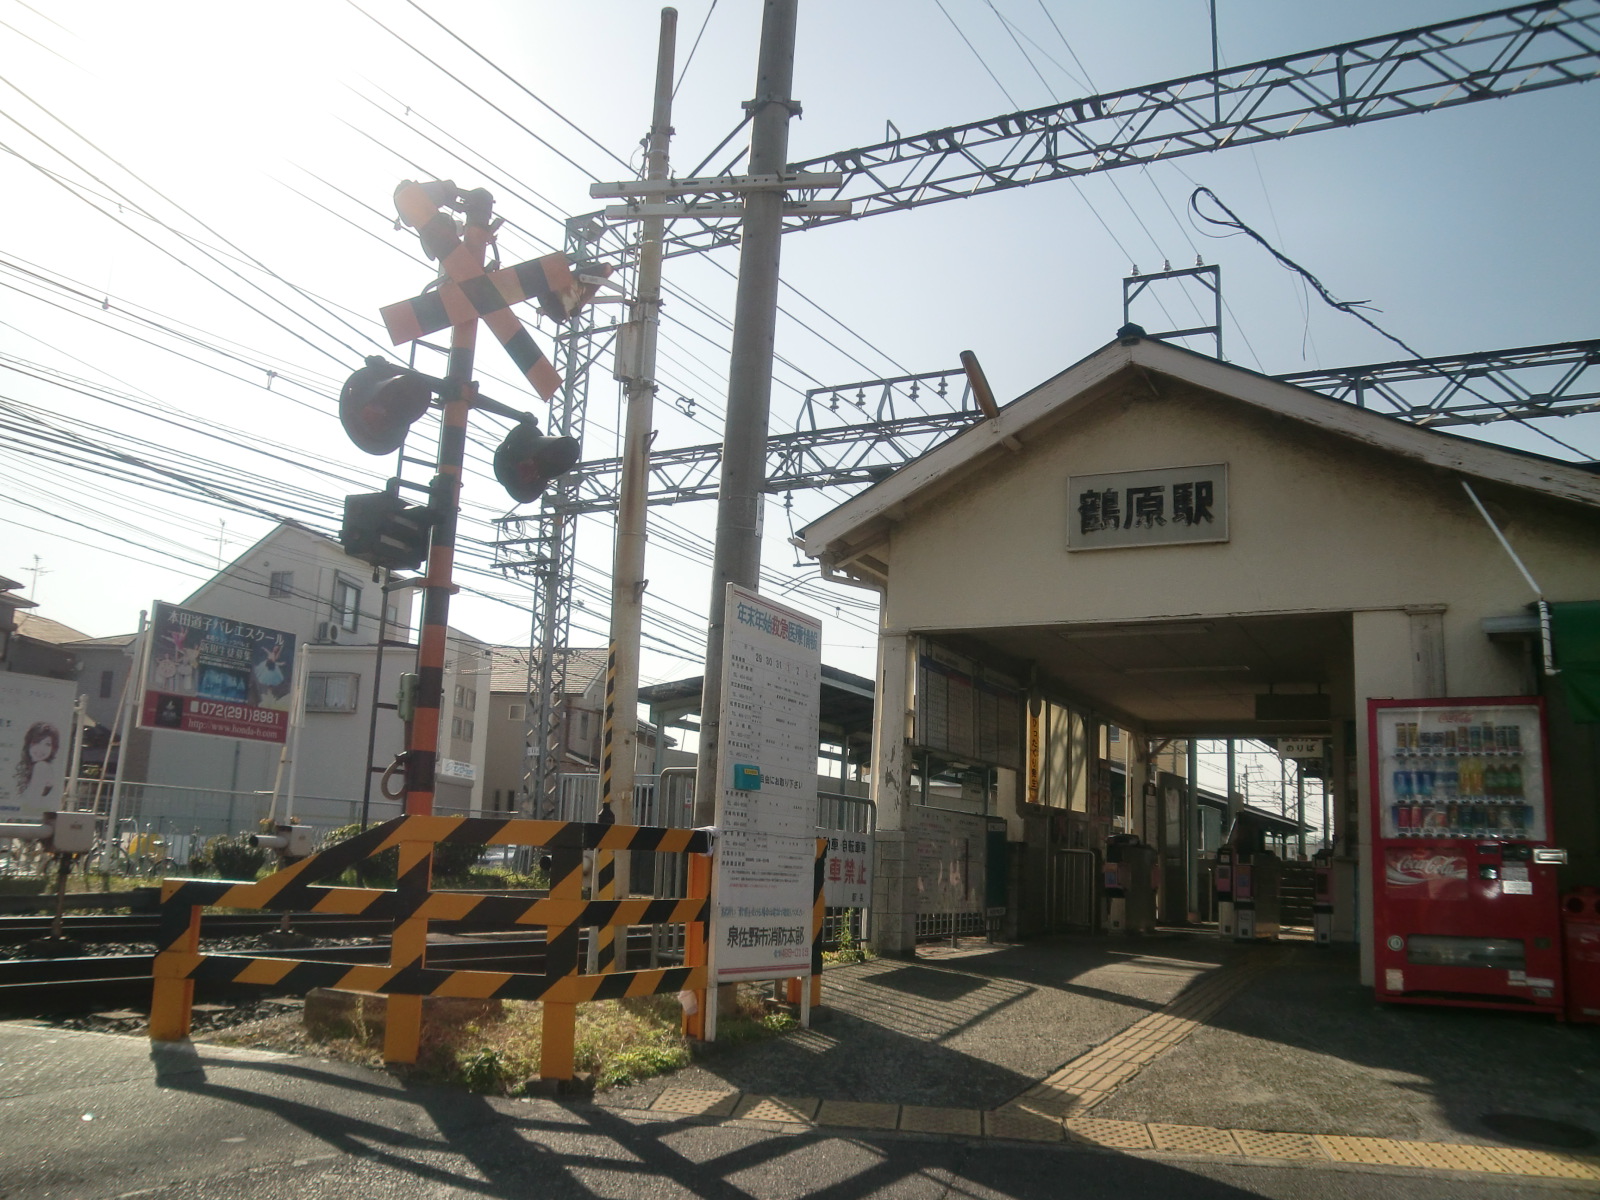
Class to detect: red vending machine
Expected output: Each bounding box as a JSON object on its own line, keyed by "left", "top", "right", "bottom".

{"left": 1369, "top": 696, "right": 1568, "bottom": 1014}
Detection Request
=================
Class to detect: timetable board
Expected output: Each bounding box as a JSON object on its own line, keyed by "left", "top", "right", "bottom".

{"left": 914, "top": 641, "right": 1024, "bottom": 769}
{"left": 711, "top": 585, "right": 823, "bottom": 981}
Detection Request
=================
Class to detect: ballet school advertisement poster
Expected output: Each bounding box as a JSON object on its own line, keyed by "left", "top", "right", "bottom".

{"left": 138, "top": 601, "right": 297, "bottom": 744}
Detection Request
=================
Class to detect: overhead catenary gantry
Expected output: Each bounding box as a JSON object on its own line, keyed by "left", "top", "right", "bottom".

{"left": 495, "top": 0, "right": 1600, "bottom": 811}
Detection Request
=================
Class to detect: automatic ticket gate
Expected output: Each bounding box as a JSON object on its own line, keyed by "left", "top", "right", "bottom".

{"left": 1217, "top": 810, "right": 1283, "bottom": 941}
{"left": 1104, "top": 834, "right": 1158, "bottom": 935}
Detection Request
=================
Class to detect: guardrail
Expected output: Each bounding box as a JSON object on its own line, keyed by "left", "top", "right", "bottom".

{"left": 149, "top": 814, "right": 712, "bottom": 1080}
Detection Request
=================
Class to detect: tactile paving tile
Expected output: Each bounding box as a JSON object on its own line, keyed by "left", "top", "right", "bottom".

{"left": 650, "top": 1088, "right": 740, "bottom": 1117}
{"left": 984, "top": 1108, "right": 1064, "bottom": 1143}
{"left": 1064, "top": 1118, "right": 1155, "bottom": 1150}
{"left": 1230, "top": 1129, "right": 1328, "bottom": 1161}
{"left": 898, "top": 1105, "right": 983, "bottom": 1136}
{"left": 732, "top": 1094, "right": 819, "bottom": 1123}
{"left": 1484, "top": 1147, "right": 1600, "bottom": 1180}
{"left": 1314, "top": 1135, "right": 1424, "bottom": 1167}
{"left": 815, "top": 1100, "right": 899, "bottom": 1130}
{"left": 1148, "top": 1123, "right": 1243, "bottom": 1156}
{"left": 1403, "top": 1142, "right": 1515, "bottom": 1174}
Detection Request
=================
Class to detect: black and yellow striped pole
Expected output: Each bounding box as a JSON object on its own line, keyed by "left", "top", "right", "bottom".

{"left": 593, "top": 649, "right": 620, "bottom": 972}
{"left": 382, "top": 182, "right": 493, "bottom": 1063}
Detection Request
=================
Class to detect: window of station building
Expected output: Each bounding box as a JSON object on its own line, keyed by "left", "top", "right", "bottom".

{"left": 99, "top": 669, "right": 114, "bottom": 699}
{"left": 454, "top": 684, "right": 477, "bottom": 712}
{"left": 306, "top": 672, "right": 360, "bottom": 713}
{"left": 507, "top": 703, "right": 525, "bottom": 721}
{"left": 332, "top": 578, "right": 361, "bottom": 632}
{"left": 269, "top": 570, "right": 294, "bottom": 598}
{"left": 452, "top": 716, "right": 476, "bottom": 741}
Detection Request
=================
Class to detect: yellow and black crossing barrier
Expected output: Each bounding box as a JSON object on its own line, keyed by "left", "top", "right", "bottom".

{"left": 150, "top": 814, "right": 712, "bottom": 1080}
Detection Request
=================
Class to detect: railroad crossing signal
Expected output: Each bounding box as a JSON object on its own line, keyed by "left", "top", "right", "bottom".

{"left": 384, "top": 180, "right": 613, "bottom": 402}
{"left": 338, "top": 358, "right": 432, "bottom": 455}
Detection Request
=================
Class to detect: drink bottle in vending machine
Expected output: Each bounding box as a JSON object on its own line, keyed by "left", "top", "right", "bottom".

{"left": 1369, "top": 697, "right": 1568, "bottom": 1014}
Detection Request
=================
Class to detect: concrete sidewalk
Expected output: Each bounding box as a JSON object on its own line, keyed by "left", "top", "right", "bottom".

{"left": 4, "top": 930, "right": 1599, "bottom": 1197}
{"left": 593, "top": 932, "right": 1600, "bottom": 1181}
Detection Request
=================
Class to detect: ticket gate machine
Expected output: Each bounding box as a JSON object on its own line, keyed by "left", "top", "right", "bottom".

{"left": 1104, "top": 834, "right": 1159, "bottom": 935}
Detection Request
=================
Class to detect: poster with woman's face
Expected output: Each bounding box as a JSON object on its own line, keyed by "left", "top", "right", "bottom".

{"left": 0, "top": 673, "right": 75, "bottom": 822}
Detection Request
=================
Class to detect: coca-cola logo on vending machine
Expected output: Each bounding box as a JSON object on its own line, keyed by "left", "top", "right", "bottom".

{"left": 1385, "top": 850, "right": 1468, "bottom": 888}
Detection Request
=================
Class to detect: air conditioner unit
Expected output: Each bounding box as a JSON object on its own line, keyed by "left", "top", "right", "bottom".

{"left": 317, "top": 622, "right": 341, "bottom": 644}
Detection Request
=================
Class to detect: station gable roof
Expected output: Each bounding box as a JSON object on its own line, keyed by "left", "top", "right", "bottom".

{"left": 799, "top": 335, "right": 1600, "bottom": 588}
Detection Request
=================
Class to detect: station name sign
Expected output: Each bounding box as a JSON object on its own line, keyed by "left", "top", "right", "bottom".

{"left": 1068, "top": 463, "right": 1229, "bottom": 551}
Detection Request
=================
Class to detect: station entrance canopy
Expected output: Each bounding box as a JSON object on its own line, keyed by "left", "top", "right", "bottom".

{"left": 797, "top": 333, "right": 1600, "bottom": 974}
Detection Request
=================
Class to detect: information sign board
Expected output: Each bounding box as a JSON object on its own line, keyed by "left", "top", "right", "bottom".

{"left": 914, "top": 642, "right": 1023, "bottom": 768}
{"left": 712, "top": 585, "right": 822, "bottom": 981}
{"left": 138, "top": 601, "right": 297, "bottom": 744}
{"left": 822, "top": 832, "right": 872, "bottom": 909}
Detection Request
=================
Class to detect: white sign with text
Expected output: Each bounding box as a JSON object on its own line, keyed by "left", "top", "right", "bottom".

{"left": 712, "top": 585, "right": 822, "bottom": 981}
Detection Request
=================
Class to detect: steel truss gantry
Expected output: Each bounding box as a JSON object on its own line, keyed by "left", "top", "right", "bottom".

{"left": 553, "top": 339, "right": 1600, "bottom": 517}
{"left": 651, "top": 1, "right": 1600, "bottom": 257}
{"left": 494, "top": 0, "right": 1600, "bottom": 808}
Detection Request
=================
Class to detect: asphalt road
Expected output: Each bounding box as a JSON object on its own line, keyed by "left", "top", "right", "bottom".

{"left": 1, "top": 1023, "right": 1593, "bottom": 1200}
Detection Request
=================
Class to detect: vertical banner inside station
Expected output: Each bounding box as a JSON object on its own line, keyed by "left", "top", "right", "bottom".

{"left": 138, "top": 600, "right": 297, "bottom": 744}
{"left": 712, "top": 584, "right": 822, "bottom": 982}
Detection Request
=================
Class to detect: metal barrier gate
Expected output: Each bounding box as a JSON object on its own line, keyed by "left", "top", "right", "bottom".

{"left": 150, "top": 814, "right": 711, "bottom": 1080}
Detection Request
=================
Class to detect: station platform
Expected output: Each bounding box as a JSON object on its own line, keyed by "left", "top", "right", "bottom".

{"left": 3, "top": 932, "right": 1598, "bottom": 1198}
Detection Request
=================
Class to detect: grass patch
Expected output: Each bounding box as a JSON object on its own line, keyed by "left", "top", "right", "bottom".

{"left": 213, "top": 984, "right": 803, "bottom": 1096}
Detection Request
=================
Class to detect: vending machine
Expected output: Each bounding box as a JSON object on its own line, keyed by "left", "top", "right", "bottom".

{"left": 1369, "top": 697, "right": 1568, "bottom": 1013}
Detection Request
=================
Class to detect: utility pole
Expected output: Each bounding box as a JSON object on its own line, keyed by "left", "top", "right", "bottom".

{"left": 602, "top": 8, "right": 677, "bottom": 833}
{"left": 693, "top": 0, "right": 801, "bottom": 827}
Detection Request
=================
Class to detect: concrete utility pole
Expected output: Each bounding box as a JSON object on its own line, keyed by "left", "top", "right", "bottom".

{"left": 693, "top": 0, "right": 800, "bottom": 827}
{"left": 602, "top": 8, "right": 677, "bottom": 834}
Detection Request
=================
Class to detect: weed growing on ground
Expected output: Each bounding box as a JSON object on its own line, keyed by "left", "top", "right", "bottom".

{"left": 212, "top": 984, "right": 802, "bottom": 1096}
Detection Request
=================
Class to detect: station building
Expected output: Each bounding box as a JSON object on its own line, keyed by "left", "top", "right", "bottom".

{"left": 797, "top": 331, "right": 1600, "bottom": 984}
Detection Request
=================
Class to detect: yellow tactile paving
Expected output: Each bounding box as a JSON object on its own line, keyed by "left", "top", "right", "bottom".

{"left": 650, "top": 1087, "right": 740, "bottom": 1117}
{"left": 1148, "top": 1123, "right": 1243, "bottom": 1156}
{"left": 1403, "top": 1141, "right": 1516, "bottom": 1174}
{"left": 637, "top": 1089, "right": 1597, "bottom": 1183}
{"left": 1485, "top": 1147, "right": 1600, "bottom": 1181}
{"left": 898, "top": 1105, "right": 983, "bottom": 1136}
{"left": 984, "top": 1108, "right": 1064, "bottom": 1143}
{"left": 1315, "top": 1134, "right": 1425, "bottom": 1167}
{"left": 732, "top": 1094, "right": 819, "bottom": 1123}
{"left": 1230, "top": 1129, "right": 1327, "bottom": 1161}
{"left": 1064, "top": 1116, "right": 1155, "bottom": 1150}
{"left": 815, "top": 1100, "right": 899, "bottom": 1130}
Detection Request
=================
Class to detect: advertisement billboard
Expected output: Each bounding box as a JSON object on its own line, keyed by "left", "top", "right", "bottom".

{"left": 137, "top": 601, "right": 296, "bottom": 744}
{"left": 0, "top": 673, "right": 77, "bottom": 821}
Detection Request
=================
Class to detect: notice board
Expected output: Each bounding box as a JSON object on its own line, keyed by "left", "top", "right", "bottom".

{"left": 915, "top": 641, "right": 1023, "bottom": 769}
{"left": 711, "top": 585, "right": 822, "bottom": 982}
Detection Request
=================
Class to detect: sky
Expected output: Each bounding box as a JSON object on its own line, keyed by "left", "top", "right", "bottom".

{"left": 3, "top": 0, "right": 1598, "bottom": 783}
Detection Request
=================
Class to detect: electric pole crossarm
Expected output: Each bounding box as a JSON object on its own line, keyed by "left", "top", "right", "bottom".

{"left": 645, "top": 0, "right": 1599, "bottom": 256}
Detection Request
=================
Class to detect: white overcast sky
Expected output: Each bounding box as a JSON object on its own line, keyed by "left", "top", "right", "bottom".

{"left": 2, "top": 0, "right": 1597, "bottom": 719}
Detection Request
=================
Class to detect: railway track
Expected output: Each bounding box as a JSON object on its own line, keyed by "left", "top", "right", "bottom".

{"left": 0, "top": 910, "right": 400, "bottom": 944}
{"left": 0, "top": 927, "right": 676, "bottom": 1016}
